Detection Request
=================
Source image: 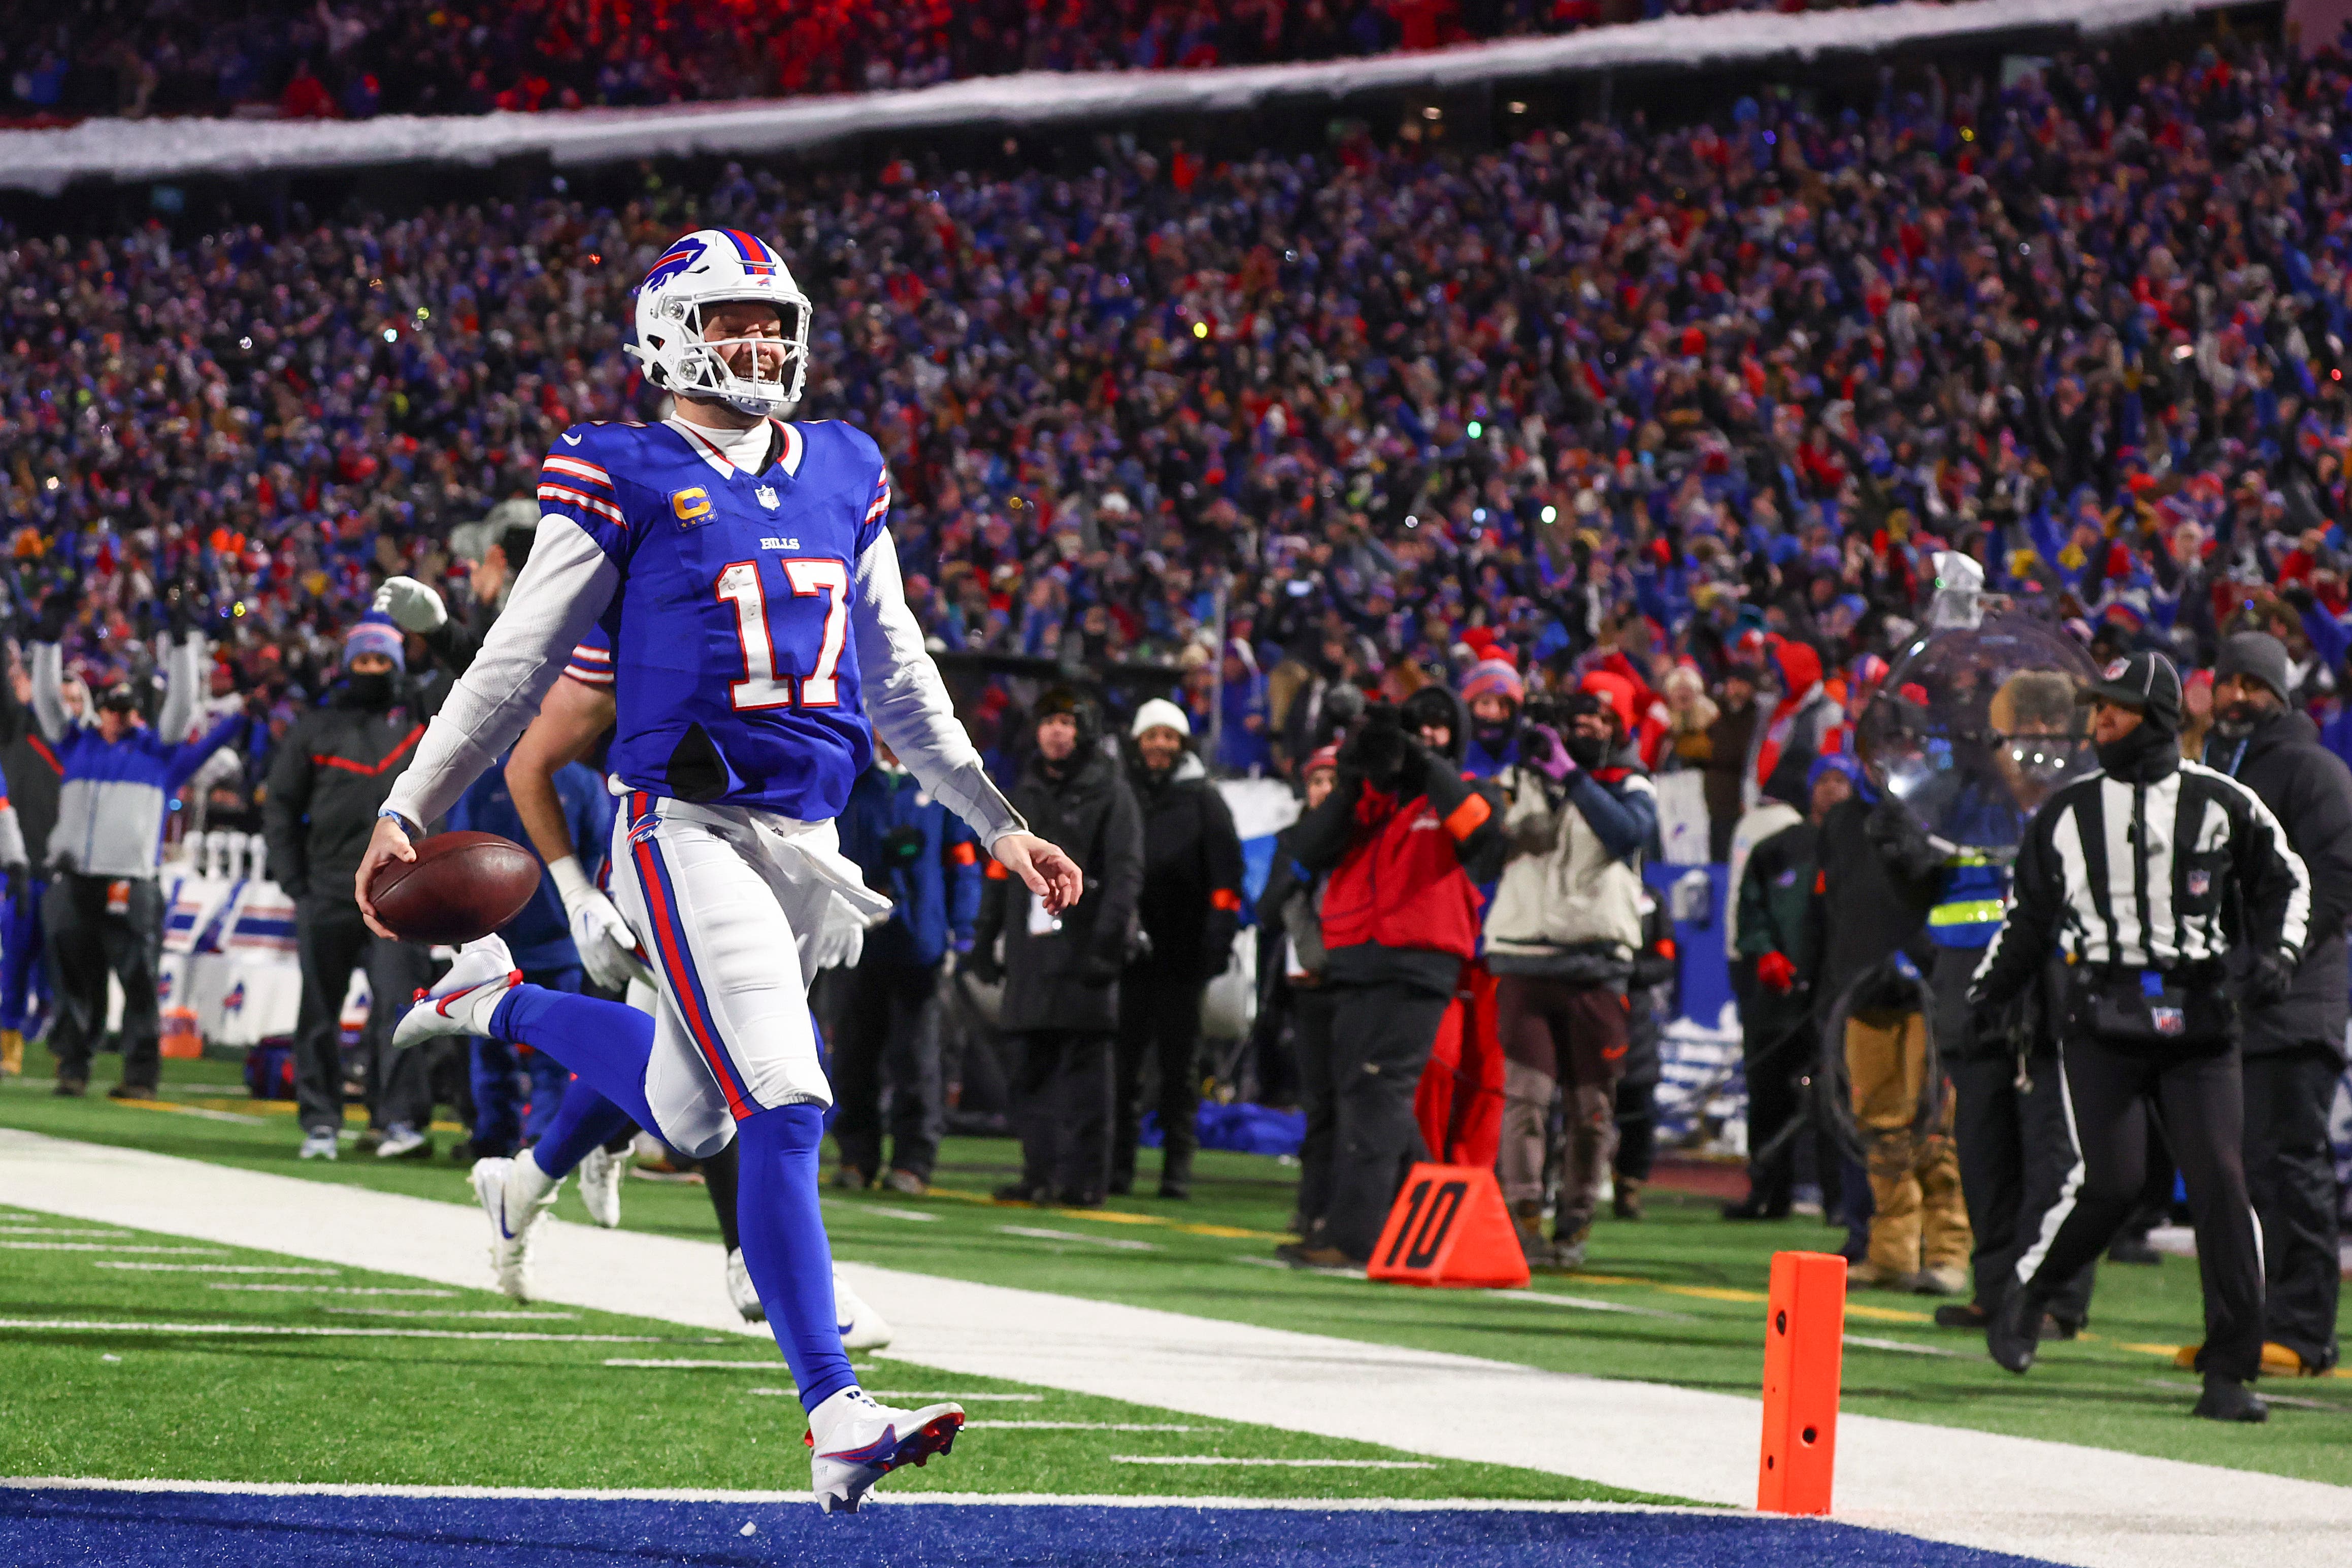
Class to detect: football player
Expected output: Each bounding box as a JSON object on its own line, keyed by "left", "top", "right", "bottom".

{"left": 363, "top": 227, "right": 1081, "bottom": 1513}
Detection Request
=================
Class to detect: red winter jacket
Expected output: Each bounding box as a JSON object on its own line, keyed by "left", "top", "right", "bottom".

{"left": 1294, "top": 746, "right": 1504, "bottom": 976}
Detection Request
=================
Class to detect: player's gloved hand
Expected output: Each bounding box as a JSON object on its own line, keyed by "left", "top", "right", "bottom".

{"left": 2248, "top": 949, "right": 2297, "bottom": 1007}
{"left": 1755, "top": 950, "right": 1797, "bottom": 994}
{"left": 798, "top": 891, "right": 871, "bottom": 976}
{"left": 374, "top": 576, "right": 450, "bottom": 634}
{"left": 549, "top": 856, "right": 652, "bottom": 990}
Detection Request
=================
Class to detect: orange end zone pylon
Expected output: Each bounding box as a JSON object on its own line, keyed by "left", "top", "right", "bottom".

{"left": 1365, "top": 1163, "right": 1530, "bottom": 1289}
{"left": 1757, "top": 1249, "right": 1846, "bottom": 1515}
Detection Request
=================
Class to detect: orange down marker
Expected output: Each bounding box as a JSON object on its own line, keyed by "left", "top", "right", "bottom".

{"left": 1756, "top": 1250, "right": 1846, "bottom": 1515}
{"left": 1365, "top": 1163, "right": 1529, "bottom": 1289}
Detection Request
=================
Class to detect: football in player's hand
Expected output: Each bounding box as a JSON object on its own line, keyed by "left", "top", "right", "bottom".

{"left": 368, "top": 831, "right": 541, "bottom": 945}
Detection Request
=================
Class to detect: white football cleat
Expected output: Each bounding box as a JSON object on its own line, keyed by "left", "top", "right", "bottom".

{"left": 577, "top": 1143, "right": 626, "bottom": 1228}
{"left": 726, "top": 1248, "right": 765, "bottom": 1322}
{"left": 805, "top": 1387, "right": 963, "bottom": 1514}
{"left": 393, "top": 936, "right": 521, "bottom": 1049}
{"left": 468, "top": 1151, "right": 561, "bottom": 1301}
{"left": 835, "top": 1272, "right": 893, "bottom": 1351}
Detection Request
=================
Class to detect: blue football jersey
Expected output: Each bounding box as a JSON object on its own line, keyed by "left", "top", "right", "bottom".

{"left": 536, "top": 418, "right": 891, "bottom": 822}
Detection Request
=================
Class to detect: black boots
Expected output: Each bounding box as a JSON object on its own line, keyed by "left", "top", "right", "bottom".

{"left": 1987, "top": 1290, "right": 2042, "bottom": 1374}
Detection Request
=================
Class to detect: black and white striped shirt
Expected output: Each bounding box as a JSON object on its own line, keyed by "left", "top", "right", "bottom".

{"left": 1972, "top": 758, "right": 2310, "bottom": 1008}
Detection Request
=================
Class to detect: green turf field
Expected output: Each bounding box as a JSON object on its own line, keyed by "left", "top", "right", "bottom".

{"left": 6, "top": 1047, "right": 2350, "bottom": 1490}
{"left": 0, "top": 1197, "right": 1639, "bottom": 1502}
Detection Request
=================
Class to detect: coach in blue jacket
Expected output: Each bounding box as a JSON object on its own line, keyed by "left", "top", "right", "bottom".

{"left": 446, "top": 752, "right": 614, "bottom": 1160}
{"left": 831, "top": 741, "right": 982, "bottom": 1193}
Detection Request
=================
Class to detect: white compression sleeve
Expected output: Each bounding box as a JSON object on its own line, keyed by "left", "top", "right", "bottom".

{"left": 382, "top": 517, "right": 619, "bottom": 829}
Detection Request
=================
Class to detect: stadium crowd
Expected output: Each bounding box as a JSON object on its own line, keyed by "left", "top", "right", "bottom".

{"left": 3, "top": 0, "right": 1889, "bottom": 121}
{"left": 0, "top": 26, "right": 2345, "bottom": 1408}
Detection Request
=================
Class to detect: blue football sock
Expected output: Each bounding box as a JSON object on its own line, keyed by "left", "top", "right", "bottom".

{"left": 490, "top": 986, "right": 658, "bottom": 1136}
{"left": 735, "top": 1102, "right": 854, "bottom": 1409}
{"left": 529, "top": 1083, "right": 638, "bottom": 1180}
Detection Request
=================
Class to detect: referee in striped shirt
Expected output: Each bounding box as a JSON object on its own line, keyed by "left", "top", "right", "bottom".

{"left": 1969, "top": 651, "right": 2310, "bottom": 1422}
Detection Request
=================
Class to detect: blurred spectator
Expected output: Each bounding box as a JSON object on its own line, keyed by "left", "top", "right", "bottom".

{"left": 1613, "top": 888, "right": 1679, "bottom": 1221}
{"left": 1255, "top": 743, "right": 1337, "bottom": 1231}
{"left": 1112, "top": 698, "right": 1243, "bottom": 1200}
{"left": 0, "top": 645, "right": 60, "bottom": 1074}
{"left": 831, "top": 741, "right": 983, "bottom": 1196}
{"left": 1275, "top": 690, "right": 1502, "bottom": 1266}
{"left": 970, "top": 690, "right": 1143, "bottom": 1208}
{"left": 1484, "top": 672, "right": 1658, "bottom": 1269}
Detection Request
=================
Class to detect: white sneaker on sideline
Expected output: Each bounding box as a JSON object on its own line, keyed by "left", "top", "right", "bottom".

{"left": 393, "top": 936, "right": 520, "bottom": 1049}
{"left": 375, "top": 1123, "right": 428, "bottom": 1159}
{"left": 577, "top": 1144, "right": 626, "bottom": 1228}
{"left": 805, "top": 1387, "right": 963, "bottom": 1514}
{"left": 726, "top": 1248, "right": 765, "bottom": 1322}
{"left": 835, "top": 1272, "right": 893, "bottom": 1351}
{"left": 468, "top": 1151, "right": 560, "bottom": 1300}
{"left": 297, "top": 1126, "right": 338, "bottom": 1161}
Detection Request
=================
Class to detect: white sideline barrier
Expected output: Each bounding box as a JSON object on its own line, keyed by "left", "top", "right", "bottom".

{"left": 0, "top": 0, "right": 2220, "bottom": 194}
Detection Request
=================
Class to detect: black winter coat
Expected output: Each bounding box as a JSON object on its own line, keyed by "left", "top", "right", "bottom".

{"left": 1814, "top": 792, "right": 1938, "bottom": 1010}
{"left": 2206, "top": 709, "right": 2352, "bottom": 1060}
{"left": 1127, "top": 750, "right": 1245, "bottom": 982}
{"left": 974, "top": 746, "right": 1144, "bottom": 1035}
{"left": 262, "top": 626, "right": 477, "bottom": 902}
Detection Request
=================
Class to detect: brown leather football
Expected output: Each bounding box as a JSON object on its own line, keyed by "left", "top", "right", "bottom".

{"left": 367, "top": 830, "right": 541, "bottom": 945}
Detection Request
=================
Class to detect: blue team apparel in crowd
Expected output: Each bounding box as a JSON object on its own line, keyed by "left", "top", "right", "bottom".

{"left": 837, "top": 764, "right": 982, "bottom": 967}
{"left": 538, "top": 418, "right": 891, "bottom": 823}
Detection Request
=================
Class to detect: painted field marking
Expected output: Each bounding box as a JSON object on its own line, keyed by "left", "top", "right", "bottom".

{"left": 826, "top": 1203, "right": 940, "bottom": 1223}
{"left": 0, "top": 1226, "right": 134, "bottom": 1237}
{"left": 1844, "top": 1335, "right": 1960, "bottom": 1357}
{"left": 0, "top": 1318, "right": 662, "bottom": 1344}
{"left": 606, "top": 1359, "right": 783, "bottom": 1370}
{"left": 2117, "top": 1342, "right": 2350, "bottom": 1380}
{"left": 922, "top": 1184, "right": 1291, "bottom": 1242}
{"left": 996, "top": 1225, "right": 1158, "bottom": 1252}
{"left": 965, "top": 1422, "right": 1210, "bottom": 1431}
{"left": 1487, "top": 1289, "right": 1696, "bottom": 1322}
{"left": 97, "top": 1263, "right": 336, "bottom": 1275}
{"left": 108, "top": 1098, "right": 268, "bottom": 1126}
{"left": 4, "top": 1243, "right": 226, "bottom": 1254}
{"left": 209, "top": 1285, "right": 455, "bottom": 1296}
{"left": 322, "top": 1307, "right": 580, "bottom": 1320}
{"left": 746, "top": 1389, "right": 1046, "bottom": 1402}
{"left": 1110, "top": 1456, "right": 1437, "bottom": 1470}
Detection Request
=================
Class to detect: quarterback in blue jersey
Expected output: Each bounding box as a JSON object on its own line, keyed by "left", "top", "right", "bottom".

{"left": 361, "top": 225, "right": 1082, "bottom": 1514}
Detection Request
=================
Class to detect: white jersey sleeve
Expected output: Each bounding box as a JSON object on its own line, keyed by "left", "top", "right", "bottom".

{"left": 851, "top": 528, "right": 1026, "bottom": 847}
{"left": 381, "top": 517, "right": 618, "bottom": 830}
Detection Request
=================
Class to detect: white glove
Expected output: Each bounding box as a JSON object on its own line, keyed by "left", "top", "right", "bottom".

{"left": 551, "top": 856, "right": 652, "bottom": 990}
{"left": 799, "top": 889, "right": 879, "bottom": 976}
{"left": 373, "top": 576, "right": 449, "bottom": 633}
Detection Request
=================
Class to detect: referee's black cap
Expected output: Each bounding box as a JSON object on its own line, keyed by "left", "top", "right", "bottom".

{"left": 2077, "top": 649, "right": 2182, "bottom": 729}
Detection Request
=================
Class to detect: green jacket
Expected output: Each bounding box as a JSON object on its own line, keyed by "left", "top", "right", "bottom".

{"left": 1735, "top": 819, "right": 1823, "bottom": 1013}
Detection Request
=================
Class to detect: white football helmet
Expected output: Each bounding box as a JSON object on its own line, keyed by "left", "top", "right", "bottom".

{"left": 626, "top": 227, "right": 813, "bottom": 416}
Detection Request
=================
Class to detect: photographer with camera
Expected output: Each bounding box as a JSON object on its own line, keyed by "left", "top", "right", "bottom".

{"left": 1483, "top": 672, "right": 1659, "bottom": 1268}
{"left": 29, "top": 588, "right": 251, "bottom": 1099}
{"left": 831, "top": 740, "right": 984, "bottom": 1196}
{"left": 1274, "top": 687, "right": 1505, "bottom": 1267}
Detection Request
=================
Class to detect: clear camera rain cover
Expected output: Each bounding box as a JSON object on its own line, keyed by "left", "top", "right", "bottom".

{"left": 1856, "top": 612, "right": 2100, "bottom": 856}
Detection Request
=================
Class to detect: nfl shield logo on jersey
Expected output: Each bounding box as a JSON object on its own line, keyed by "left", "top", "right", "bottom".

{"left": 756, "top": 484, "right": 780, "bottom": 510}
{"left": 2152, "top": 1006, "right": 2185, "bottom": 1036}
{"left": 2187, "top": 868, "right": 2210, "bottom": 897}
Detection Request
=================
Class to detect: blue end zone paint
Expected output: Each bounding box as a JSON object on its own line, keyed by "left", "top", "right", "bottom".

{"left": 0, "top": 1490, "right": 2063, "bottom": 1567}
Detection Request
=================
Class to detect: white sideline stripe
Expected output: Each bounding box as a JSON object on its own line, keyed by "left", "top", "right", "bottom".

{"left": 4, "top": 1128, "right": 2347, "bottom": 1568}
{"left": 966, "top": 1422, "right": 1208, "bottom": 1432}
{"left": 321, "top": 1308, "right": 580, "bottom": 1320}
{"left": 997, "top": 1225, "right": 1158, "bottom": 1252}
{"left": 1844, "top": 1335, "right": 1960, "bottom": 1358}
{"left": 606, "top": 1358, "right": 775, "bottom": 1370}
{"left": 97, "top": 1263, "right": 336, "bottom": 1275}
{"left": 0, "top": 1477, "right": 1726, "bottom": 1513}
{"left": 828, "top": 1202, "right": 940, "bottom": 1222}
{"left": 1487, "top": 1289, "right": 1694, "bottom": 1322}
{"left": 748, "top": 1389, "right": 1047, "bottom": 1402}
{"left": 0, "top": 1225, "right": 132, "bottom": 1237}
{"left": 0, "top": 1318, "right": 662, "bottom": 1344}
{"left": 1113, "top": 1457, "right": 1435, "bottom": 1470}
{"left": 2, "top": 1242, "right": 225, "bottom": 1253}
{"left": 209, "top": 1285, "right": 455, "bottom": 1296}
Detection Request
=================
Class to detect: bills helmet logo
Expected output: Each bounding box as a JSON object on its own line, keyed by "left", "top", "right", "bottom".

{"left": 641, "top": 236, "right": 708, "bottom": 293}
